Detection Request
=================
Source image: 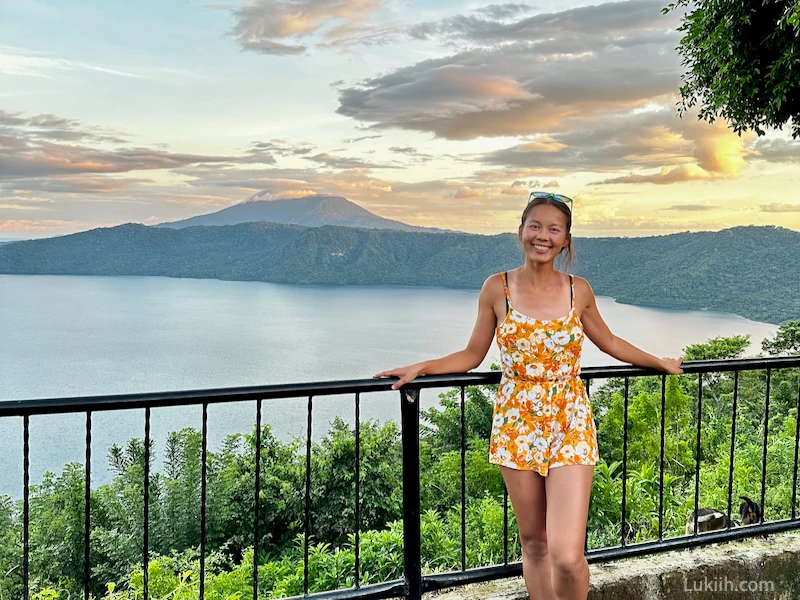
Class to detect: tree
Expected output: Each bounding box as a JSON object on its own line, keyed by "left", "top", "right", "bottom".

{"left": 683, "top": 335, "right": 751, "bottom": 361}
{"left": 310, "top": 418, "right": 403, "bottom": 547}
{"left": 762, "top": 319, "right": 800, "bottom": 355}
{"left": 665, "top": 0, "right": 800, "bottom": 138}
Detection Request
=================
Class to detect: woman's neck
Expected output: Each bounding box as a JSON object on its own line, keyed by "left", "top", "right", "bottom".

{"left": 519, "top": 261, "right": 561, "bottom": 287}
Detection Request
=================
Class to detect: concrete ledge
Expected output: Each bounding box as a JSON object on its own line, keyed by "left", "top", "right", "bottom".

{"left": 431, "top": 532, "right": 800, "bottom": 599}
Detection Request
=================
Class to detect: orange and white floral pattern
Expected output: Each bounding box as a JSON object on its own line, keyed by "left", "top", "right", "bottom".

{"left": 488, "top": 273, "right": 599, "bottom": 476}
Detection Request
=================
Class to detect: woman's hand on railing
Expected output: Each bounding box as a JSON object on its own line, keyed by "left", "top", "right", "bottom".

{"left": 659, "top": 357, "right": 684, "bottom": 374}
{"left": 374, "top": 363, "right": 424, "bottom": 390}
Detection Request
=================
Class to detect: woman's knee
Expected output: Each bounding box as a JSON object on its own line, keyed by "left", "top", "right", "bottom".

{"left": 549, "top": 550, "right": 586, "bottom": 578}
{"left": 519, "top": 532, "right": 549, "bottom": 561}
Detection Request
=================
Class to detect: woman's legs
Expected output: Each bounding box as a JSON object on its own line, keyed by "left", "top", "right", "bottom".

{"left": 545, "top": 464, "right": 594, "bottom": 600}
{"left": 500, "top": 466, "right": 557, "bottom": 600}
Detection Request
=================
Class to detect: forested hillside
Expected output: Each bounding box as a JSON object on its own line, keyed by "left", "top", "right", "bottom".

{"left": 0, "top": 223, "right": 796, "bottom": 323}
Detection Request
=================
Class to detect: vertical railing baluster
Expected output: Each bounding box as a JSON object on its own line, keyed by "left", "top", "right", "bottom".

{"left": 692, "top": 374, "right": 702, "bottom": 535}
{"left": 621, "top": 377, "right": 629, "bottom": 547}
{"left": 200, "top": 402, "right": 208, "bottom": 600}
{"left": 584, "top": 378, "right": 591, "bottom": 553}
{"left": 254, "top": 398, "right": 262, "bottom": 600}
{"left": 793, "top": 372, "right": 800, "bottom": 520}
{"left": 304, "top": 396, "right": 313, "bottom": 596}
{"left": 23, "top": 415, "right": 29, "bottom": 600}
{"left": 658, "top": 375, "right": 666, "bottom": 542}
{"left": 727, "top": 371, "right": 739, "bottom": 529}
{"left": 400, "top": 387, "right": 422, "bottom": 600}
{"left": 503, "top": 485, "right": 508, "bottom": 564}
{"left": 84, "top": 411, "right": 92, "bottom": 600}
{"left": 460, "top": 386, "right": 466, "bottom": 572}
{"left": 144, "top": 407, "right": 150, "bottom": 600}
{"left": 760, "top": 368, "right": 771, "bottom": 524}
{"left": 354, "top": 392, "right": 361, "bottom": 589}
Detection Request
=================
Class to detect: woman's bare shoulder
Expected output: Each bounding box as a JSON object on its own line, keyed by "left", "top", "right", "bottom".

{"left": 571, "top": 275, "right": 594, "bottom": 294}
{"left": 481, "top": 272, "right": 506, "bottom": 296}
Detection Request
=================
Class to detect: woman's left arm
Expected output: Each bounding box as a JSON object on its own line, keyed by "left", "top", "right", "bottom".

{"left": 577, "top": 278, "right": 683, "bottom": 374}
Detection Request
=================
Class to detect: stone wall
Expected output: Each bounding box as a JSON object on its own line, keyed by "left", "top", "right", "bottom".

{"left": 432, "top": 532, "right": 800, "bottom": 600}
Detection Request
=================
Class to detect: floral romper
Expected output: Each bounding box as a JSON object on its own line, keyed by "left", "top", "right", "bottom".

{"left": 488, "top": 272, "right": 599, "bottom": 476}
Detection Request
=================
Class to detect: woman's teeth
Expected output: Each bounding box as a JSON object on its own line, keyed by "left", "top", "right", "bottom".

{"left": 533, "top": 244, "right": 550, "bottom": 251}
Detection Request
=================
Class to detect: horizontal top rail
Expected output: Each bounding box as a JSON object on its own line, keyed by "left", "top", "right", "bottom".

{"left": 1, "top": 356, "right": 798, "bottom": 416}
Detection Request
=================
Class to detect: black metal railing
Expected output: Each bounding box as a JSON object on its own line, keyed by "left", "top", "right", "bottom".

{"left": 2, "top": 356, "right": 799, "bottom": 600}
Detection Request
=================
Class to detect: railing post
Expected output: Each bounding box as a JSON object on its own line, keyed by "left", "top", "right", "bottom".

{"left": 400, "top": 387, "right": 422, "bottom": 600}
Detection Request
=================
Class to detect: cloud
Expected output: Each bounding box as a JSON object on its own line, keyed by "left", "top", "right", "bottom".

{"left": 343, "top": 134, "right": 383, "bottom": 143}
{"left": 411, "top": 0, "right": 672, "bottom": 44}
{"left": 4, "top": 176, "right": 155, "bottom": 194}
{"left": 500, "top": 186, "right": 528, "bottom": 196}
{"left": 575, "top": 215, "right": 721, "bottom": 236}
{"left": 759, "top": 203, "right": 800, "bottom": 213}
{"left": 661, "top": 204, "right": 718, "bottom": 211}
{"left": 250, "top": 139, "right": 315, "bottom": 156}
{"left": 516, "top": 137, "right": 567, "bottom": 153}
{"left": 0, "top": 218, "right": 101, "bottom": 232}
{"left": 338, "top": 1, "right": 682, "bottom": 140}
{"left": 303, "top": 152, "right": 392, "bottom": 169}
{"left": 452, "top": 185, "right": 485, "bottom": 199}
{"left": 0, "top": 110, "right": 251, "bottom": 188}
{"left": 331, "top": 0, "right": 771, "bottom": 186}
{"left": 238, "top": 143, "right": 279, "bottom": 164}
{"left": 0, "top": 109, "right": 128, "bottom": 144}
{"left": 1, "top": 145, "right": 237, "bottom": 180}
{"left": 174, "top": 164, "right": 397, "bottom": 200}
{"left": 0, "top": 203, "right": 42, "bottom": 210}
{"left": 474, "top": 3, "right": 536, "bottom": 20}
{"left": 0, "top": 45, "right": 209, "bottom": 84}
{"left": 595, "top": 164, "right": 715, "bottom": 185}
{"left": 497, "top": 178, "right": 560, "bottom": 195}
{"left": 749, "top": 138, "right": 800, "bottom": 163}
{"left": 330, "top": 0, "right": 763, "bottom": 186}
{"left": 236, "top": 39, "right": 307, "bottom": 55}
{"left": 0, "top": 46, "right": 148, "bottom": 79}
{"left": 318, "top": 23, "right": 405, "bottom": 50}
{"left": 389, "top": 146, "right": 434, "bottom": 161}
{"left": 563, "top": 192, "right": 729, "bottom": 236}
{"left": 481, "top": 108, "right": 752, "bottom": 183}
{"left": 247, "top": 188, "right": 318, "bottom": 200}
{"left": 472, "top": 168, "right": 566, "bottom": 182}
{"left": 389, "top": 146, "right": 423, "bottom": 155}
{"left": 225, "top": 0, "right": 384, "bottom": 55}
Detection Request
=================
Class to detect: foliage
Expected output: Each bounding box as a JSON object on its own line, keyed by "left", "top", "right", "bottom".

{"left": 310, "top": 418, "right": 403, "bottom": 547}
{"left": 665, "top": 0, "right": 800, "bottom": 138}
{"left": 762, "top": 319, "right": 800, "bottom": 355}
{"left": 683, "top": 335, "right": 751, "bottom": 361}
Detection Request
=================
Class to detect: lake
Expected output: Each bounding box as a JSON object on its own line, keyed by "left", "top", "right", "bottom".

{"left": 0, "top": 274, "right": 779, "bottom": 496}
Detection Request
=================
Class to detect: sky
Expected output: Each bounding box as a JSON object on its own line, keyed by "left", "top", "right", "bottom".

{"left": 1, "top": 0, "right": 799, "bottom": 239}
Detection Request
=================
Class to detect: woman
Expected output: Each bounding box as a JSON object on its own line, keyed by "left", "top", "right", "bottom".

{"left": 375, "top": 193, "right": 683, "bottom": 600}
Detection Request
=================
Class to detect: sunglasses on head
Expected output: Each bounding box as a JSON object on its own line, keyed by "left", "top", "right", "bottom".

{"left": 528, "top": 191, "right": 574, "bottom": 212}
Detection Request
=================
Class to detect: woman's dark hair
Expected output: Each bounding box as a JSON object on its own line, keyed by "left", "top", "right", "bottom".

{"left": 519, "top": 197, "right": 574, "bottom": 270}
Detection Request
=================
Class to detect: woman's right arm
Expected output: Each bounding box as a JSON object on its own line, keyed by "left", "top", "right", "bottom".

{"left": 374, "top": 275, "right": 502, "bottom": 389}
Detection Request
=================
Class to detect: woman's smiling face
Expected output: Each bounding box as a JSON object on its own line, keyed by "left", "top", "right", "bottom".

{"left": 519, "top": 203, "right": 570, "bottom": 264}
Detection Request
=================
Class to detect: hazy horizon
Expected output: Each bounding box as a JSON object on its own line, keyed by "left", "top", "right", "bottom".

{"left": 1, "top": 212, "right": 797, "bottom": 242}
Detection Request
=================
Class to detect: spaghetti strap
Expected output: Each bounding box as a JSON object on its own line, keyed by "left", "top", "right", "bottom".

{"left": 569, "top": 274, "right": 574, "bottom": 308}
{"left": 501, "top": 272, "right": 511, "bottom": 315}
